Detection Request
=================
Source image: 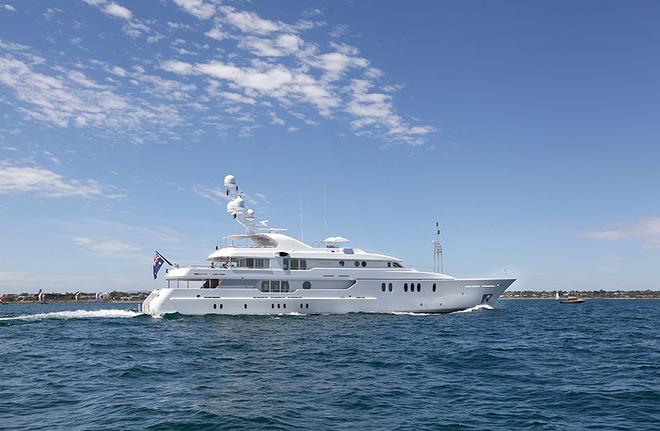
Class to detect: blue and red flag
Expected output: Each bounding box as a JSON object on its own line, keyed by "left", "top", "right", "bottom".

{"left": 153, "top": 251, "right": 171, "bottom": 279}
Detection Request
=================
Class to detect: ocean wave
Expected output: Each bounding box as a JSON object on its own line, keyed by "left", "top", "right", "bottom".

{"left": 0, "top": 309, "right": 142, "bottom": 321}
{"left": 452, "top": 304, "right": 495, "bottom": 314}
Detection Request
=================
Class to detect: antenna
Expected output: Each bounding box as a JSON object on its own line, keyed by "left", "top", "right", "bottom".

{"left": 299, "top": 198, "right": 304, "bottom": 243}
{"left": 433, "top": 222, "right": 444, "bottom": 273}
{"left": 323, "top": 186, "right": 328, "bottom": 239}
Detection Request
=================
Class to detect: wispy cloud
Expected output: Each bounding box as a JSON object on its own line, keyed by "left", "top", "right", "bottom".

{"left": 0, "top": 163, "right": 115, "bottom": 198}
{"left": 2, "top": 4, "right": 16, "bottom": 12}
{"left": 2, "top": 2, "right": 435, "bottom": 147}
{"left": 582, "top": 218, "right": 660, "bottom": 248}
{"left": 73, "top": 236, "right": 141, "bottom": 255}
{"left": 0, "top": 41, "right": 182, "bottom": 141}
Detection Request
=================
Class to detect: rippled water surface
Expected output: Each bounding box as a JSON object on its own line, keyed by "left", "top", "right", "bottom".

{"left": 1, "top": 300, "right": 658, "bottom": 430}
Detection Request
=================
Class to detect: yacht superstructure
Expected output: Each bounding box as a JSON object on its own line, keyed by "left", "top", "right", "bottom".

{"left": 142, "top": 175, "right": 514, "bottom": 316}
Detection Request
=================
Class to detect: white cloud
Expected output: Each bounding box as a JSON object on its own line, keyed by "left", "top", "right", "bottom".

{"left": 103, "top": 3, "right": 132, "bottom": 20}
{"left": 172, "top": 0, "right": 215, "bottom": 20}
{"left": 161, "top": 59, "right": 194, "bottom": 75}
{"left": 583, "top": 218, "right": 660, "bottom": 248}
{"left": 205, "top": 26, "right": 227, "bottom": 41}
{"left": 0, "top": 164, "right": 105, "bottom": 198}
{"left": 2, "top": 4, "right": 16, "bottom": 12}
{"left": 73, "top": 237, "right": 140, "bottom": 255}
{"left": 220, "top": 6, "right": 287, "bottom": 34}
{"left": 0, "top": 51, "right": 182, "bottom": 134}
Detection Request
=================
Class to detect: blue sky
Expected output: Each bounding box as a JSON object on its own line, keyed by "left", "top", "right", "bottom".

{"left": 1, "top": 0, "right": 659, "bottom": 293}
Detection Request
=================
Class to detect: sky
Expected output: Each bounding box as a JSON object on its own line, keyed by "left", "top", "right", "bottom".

{"left": 1, "top": 0, "right": 659, "bottom": 294}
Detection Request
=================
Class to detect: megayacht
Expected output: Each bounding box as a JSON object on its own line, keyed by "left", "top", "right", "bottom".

{"left": 142, "top": 175, "right": 515, "bottom": 316}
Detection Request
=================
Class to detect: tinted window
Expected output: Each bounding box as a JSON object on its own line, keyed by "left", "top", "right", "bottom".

{"left": 303, "top": 281, "right": 312, "bottom": 289}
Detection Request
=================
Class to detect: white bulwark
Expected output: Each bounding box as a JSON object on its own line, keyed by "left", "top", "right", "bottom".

{"left": 142, "top": 175, "right": 514, "bottom": 316}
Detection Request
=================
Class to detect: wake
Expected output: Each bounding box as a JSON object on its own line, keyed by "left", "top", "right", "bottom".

{"left": 0, "top": 309, "right": 142, "bottom": 321}
{"left": 452, "top": 304, "right": 494, "bottom": 314}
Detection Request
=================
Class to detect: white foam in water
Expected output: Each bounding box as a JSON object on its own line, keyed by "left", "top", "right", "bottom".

{"left": 390, "top": 311, "right": 433, "bottom": 316}
{"left": 0, "top": 309, "right": 142, "bottom": 321}
{"left": 452, "top": 304, "right": 494, "bottom": 314}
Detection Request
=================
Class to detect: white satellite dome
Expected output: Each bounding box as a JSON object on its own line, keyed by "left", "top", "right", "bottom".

{"left": 245, "top": 208, "right": 255, "bottom": 220}
{"left": 226, "top": 195, "right": 245, "bottom": 217}
{"left": 224, "top": 175, "right": 236, "bottom": 190}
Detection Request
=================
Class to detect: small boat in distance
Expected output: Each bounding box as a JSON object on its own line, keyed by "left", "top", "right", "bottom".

{"left": 556, "top": 291, "right": 585, "bottom": 304}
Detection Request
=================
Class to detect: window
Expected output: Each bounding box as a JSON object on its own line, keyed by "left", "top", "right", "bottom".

{"left": 213, "top": 304, "right": 217, "bottom": 309}
{"left": 303, "top": 281, "right": 312, "bottom": 289}
{"left": 339, "top": 260, "right": 345, "bottom": 267}
{"left": 404, "top": 283, "right": 408, "bottom": 292}
{"left": 260, "top": 280, "right": 290, "bottom": 292}
{"left": 202, "top": 279, "right": 219, "bottom": 289}
{"left": 432, "top": 283, "right": 436, "bottom": 292}
{"left": 283, "top": 257, "right": 290, "bottom": 270}
{"left": 277, "top": 304, "right": 280, "bottom": 309}
{"left": 283, "top": 304, "right": 286, "bottom": 309}
{"left": 361, "top": 261, "right": 367, "bottom": 267}
{"left": 272, "top": 304, "right": 275, "bottom": 309}
{"left": 417, "top": 283, "right": 421, "bottom": 292}
{"left": 381, "top": 283, "right": 386, "bottom": 292}
{"left": 388, "top": 283, "right": 393, "bottom": 292}
{"left": 393, "top": 262, "right": 402, "bottom": 268}
{"left": 244, "top": 304, "right": 247, "bottom": 309}
{"left": 289, "top": 258, "right": 307, "bottom": 270}
{"left": 220, "top": 304, "right": 223, "bottom": 309}
{"left": 387, "top": 262, "right": 391, "bottom": 267}
{"left": 354, "top": 261, "right": 360, "bottom": 267}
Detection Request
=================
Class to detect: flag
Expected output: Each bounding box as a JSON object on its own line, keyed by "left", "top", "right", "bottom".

{"left": 153, "top": 251, "right": 165, "bottom": 279}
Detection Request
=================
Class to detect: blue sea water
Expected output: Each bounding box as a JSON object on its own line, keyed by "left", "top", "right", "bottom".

{"left": 0, "top": 300, "right": 658, "bottom": 430}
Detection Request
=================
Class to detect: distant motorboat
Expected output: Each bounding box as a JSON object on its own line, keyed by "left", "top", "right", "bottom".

{"left": 556, "top": 291, "right": 585, "bottom": 304}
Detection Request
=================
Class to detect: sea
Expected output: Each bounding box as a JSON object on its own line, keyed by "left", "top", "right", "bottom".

{"left": 0, "top": 299, "right": 658, "bottom": 430}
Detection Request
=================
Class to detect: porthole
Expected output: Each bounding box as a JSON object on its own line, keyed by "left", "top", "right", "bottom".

{"left": 361, "top": 261, "right": 367, "bottom": 267}
{"left": 272, "top": 304, "right": 274, "bottom": 309}
{"left": 339, "top": 260, "right": 345, "bottom": 267}
{"left": 404, "top": 283, "right": 408, "bottom": 292}
{"left": 283, "top": 304, "right": 286, "bottom": 309}
{"left": 433, "top": 283, "right": 437, "bottom": 292}
{"left": 381, "top": 283, "right": 386, "bottom": 292}
{"left": 277, "top": 304, "right": 280, "bottom": 309}
{"left": 354, "top": 261, "right": 360, "bottom": 267}
{"left": 213, "top": 304, "right": 217, "bottom": 309}
{"left": 305, "top": 303, "right": 309, "bottom": 309}
{"left": 388, "top": 283, "right": 393, "bottom": 292}
{"left": 244, "top": 304, "right": 247, "bottom": 309}
{"left": 220, "top": 304, "right": 223, "bottom": 309}
{"left": 300, "top": 303, "right": 303, "bottom": 309}
{"left": 417, "top": 283, "right": 421, "bottom": 292}
{"left": 303, "top": 281, "right": 312, "bottom": 289}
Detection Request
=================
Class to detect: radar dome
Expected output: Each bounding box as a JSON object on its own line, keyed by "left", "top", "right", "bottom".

{"left": 245, "top": 208, "right": 255, "bottom": 220}
{"left": 224, "top": 175, "right": 236, "bottom": 190}
{"left": 226, "top": 195, "right": 245, "bottom": 217}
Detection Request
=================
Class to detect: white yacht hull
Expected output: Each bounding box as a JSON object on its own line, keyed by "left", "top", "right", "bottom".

{"left": 141, "top": 278, "right": 514, "bottom": 316}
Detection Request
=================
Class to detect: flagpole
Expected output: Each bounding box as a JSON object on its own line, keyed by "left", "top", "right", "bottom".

{"left": 156, "top": 250, "right": 174, "bottom": 266}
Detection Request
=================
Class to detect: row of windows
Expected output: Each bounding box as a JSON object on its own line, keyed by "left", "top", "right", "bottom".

{"left": 261, "top": 280, "right": 290, "bottom": 293}
{"left": 217, "top": 258, "right": 269, "bottom": 268}
{"left": 283, "top": 258, "right": 307, "bottom": 270}
{"left": 380, "top": 282, "right": 438, "bottom": 292}
{"left": 211, "top": 303, "right": 311, "bottom": 311}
